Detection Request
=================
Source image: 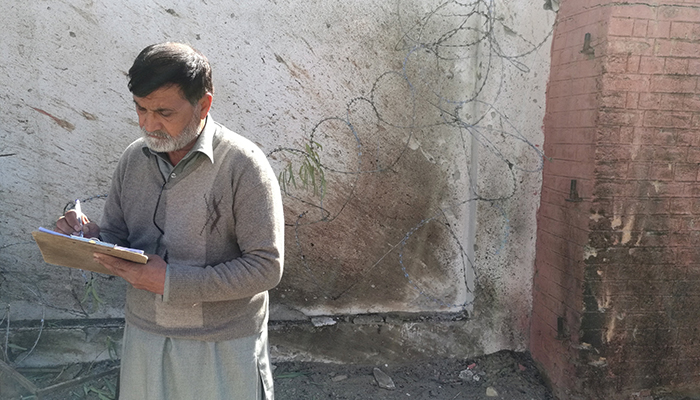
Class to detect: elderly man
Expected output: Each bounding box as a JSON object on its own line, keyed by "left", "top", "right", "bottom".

{"left": 56, "top": 42, "right": 284, "bottom": 400}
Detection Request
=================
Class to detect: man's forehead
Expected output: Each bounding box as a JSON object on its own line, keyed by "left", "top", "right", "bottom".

{"left": 133, "top": 85, "right": 188, "bottom": 108}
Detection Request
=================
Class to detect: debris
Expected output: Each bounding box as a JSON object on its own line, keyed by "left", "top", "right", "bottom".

{"left": 632, "top": 388, "right": 653, "bottom": 400}
{"left": 486, "top": 386, "right": 499, "bottom": 397}
{"left": 3, "top": 361, "right": 120, "bottom": 398}
{"left": 353, "top": 315, "right": 384, "bottom": 325}
{"left": 467, "top": 363, "right": 477, "bottom": 370}
{"left": 271, "top": 350, "right": 554, "bottom": 399}
{"left": 588, "top": 357, "right": 607, "bottom": 368}
{"left": 311, "top": 317, "right": 336, "bottom": 327}
{"left": 518, "top": 364, "right": 527, "bottom": 372}
{"left": 331, "top": 374, "right": 348, "bottom": 382}
{"left": 573, "top": 342, "right": 593, "bottom": 351}
{"left": 458, "top": 369, "right": 475, "bottom": 381}
{"left": 0, "top": 359, "right": 37, "bottom": 395}
{"left": 373, "top": 367, "right": 396, "bottom": 390}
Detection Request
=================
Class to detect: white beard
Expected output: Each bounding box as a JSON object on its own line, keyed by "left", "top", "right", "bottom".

{"left": 142, "top": 113, "right": 201, "bottom": 153}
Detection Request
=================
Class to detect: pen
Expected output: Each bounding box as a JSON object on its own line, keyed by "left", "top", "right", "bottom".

{"left": 75, "top": 199, "right": 83, "bottom": 237}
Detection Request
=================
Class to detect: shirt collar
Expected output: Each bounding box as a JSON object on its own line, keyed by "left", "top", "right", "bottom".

{"left": 141, "top": 115, "right": 216, "bottom": 164}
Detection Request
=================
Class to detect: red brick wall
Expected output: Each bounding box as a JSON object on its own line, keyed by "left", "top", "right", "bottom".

{"left": 532, "top": 0, "right": 700, "bottom": 398}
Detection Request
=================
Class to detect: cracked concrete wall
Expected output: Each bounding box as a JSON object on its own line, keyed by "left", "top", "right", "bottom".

{"left": 0, "top": 0, "right": 554, "bottom": 364}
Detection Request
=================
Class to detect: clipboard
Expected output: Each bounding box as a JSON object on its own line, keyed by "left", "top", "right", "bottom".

{"left": 32, "top": 228, "right": 148, "bottom": 275}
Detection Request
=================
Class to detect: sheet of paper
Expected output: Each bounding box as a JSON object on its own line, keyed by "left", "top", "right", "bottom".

{"left": 32, "top": 228, "right": 148, "bottom": 275}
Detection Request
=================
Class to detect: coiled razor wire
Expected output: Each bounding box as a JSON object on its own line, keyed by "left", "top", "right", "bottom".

{"left": 269, "top": 0, "right": 551, "bottom": 310}
{"left": 3, "top": 0, "right": 553, "bottom": 317}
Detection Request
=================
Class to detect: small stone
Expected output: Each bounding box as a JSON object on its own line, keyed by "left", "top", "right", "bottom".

{"left": 458, "top": 369, "right": 474, "bottom": 381}
{"left": 373, "top": 367, "right": 396, "bottom": 390}
{"left": 588, "top": 357, "right": 607, "bottom": 367}
{"left": 331, "top": 374, "right": 348, "bottom": 382}
{"left": 311, "top": 316, "right": 336, "bottom": 327}
{"left": 486, "top": 386, "right": 498, "bottom": 397}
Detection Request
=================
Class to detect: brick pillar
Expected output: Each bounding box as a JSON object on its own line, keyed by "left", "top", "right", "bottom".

{"left": 532, "top": 0, "right": 700, "bottom": 398}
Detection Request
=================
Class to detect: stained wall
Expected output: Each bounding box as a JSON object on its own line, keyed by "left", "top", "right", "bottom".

{"left": 532, "top": 0, "right": 700, "bottom": 397}
{"left": 0, "top": 0, "right": 554, "bottom": 365}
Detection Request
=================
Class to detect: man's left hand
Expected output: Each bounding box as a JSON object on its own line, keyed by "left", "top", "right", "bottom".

{"left": 94, "top": 253, "right": 166, "bottom": 295}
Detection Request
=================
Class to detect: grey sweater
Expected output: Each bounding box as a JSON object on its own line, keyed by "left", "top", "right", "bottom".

{"left": 100, "top": 118, "right": 284, "bottom": 341}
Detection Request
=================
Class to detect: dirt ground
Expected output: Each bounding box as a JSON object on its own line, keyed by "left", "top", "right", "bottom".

{"left": 5, "top": 349, "right": 700, "bottom": 399}
{"left": 4, "top": 350, "right": 553, "bottom": 400}
{"left": 274, "top": 350, "right": 553, "bottom": 400}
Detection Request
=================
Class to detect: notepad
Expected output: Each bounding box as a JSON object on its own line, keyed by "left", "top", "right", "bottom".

{"left": 32, "top": 227, "right": 148, "bottom": 275}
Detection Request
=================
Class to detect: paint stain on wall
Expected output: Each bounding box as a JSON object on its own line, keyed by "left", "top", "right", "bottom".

{"left": 30, "top": 107, "right": 75, "bottom": 131}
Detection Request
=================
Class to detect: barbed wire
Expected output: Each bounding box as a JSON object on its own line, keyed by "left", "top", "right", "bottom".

{"left": 1, "top": 0, "right": 554, "bottom": 321}
{"left": 269, "top": 0, "right": 553, "bottom": 310}
{"left": 62, "top": 194, "right": 109, "bottom": 214}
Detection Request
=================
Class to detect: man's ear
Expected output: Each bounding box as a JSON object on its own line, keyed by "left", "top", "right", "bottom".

{"left": 198, "top": 93, "right": 213, "bottom": 119}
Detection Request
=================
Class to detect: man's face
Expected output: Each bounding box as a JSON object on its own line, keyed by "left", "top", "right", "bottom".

{"left": 134, "top": 85, "right": 204, "bottom": 153}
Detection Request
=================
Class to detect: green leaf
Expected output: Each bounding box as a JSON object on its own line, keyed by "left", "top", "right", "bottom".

{"left": 91, "top": 285, "right": 103, "bottom": 304}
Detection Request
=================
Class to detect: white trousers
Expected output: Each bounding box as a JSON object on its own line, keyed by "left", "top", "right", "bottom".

{"left": 118, "top": 323, "right": 274, "bottom": 400}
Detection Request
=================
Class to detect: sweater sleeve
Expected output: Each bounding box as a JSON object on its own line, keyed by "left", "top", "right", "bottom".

{"left": 164, "top": 148, "right": 285, "bottom": 303}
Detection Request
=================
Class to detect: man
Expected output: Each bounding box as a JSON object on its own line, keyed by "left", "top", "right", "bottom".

{"left": 56, "top": 42, "right": 284, "bottom": 400}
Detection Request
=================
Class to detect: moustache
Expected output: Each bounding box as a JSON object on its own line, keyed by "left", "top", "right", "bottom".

{"left": 142, "top": 128, "right": 170, "bottom": 139}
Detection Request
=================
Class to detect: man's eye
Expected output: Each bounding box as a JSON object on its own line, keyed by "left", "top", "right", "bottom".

{"left": 159, "top": 112, "right": 172, "bottom": 117}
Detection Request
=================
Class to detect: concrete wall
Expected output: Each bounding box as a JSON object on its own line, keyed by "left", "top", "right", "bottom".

{"left": 532, "top": 0, "right": 700, "bottom": 398}
{"left": 0, "top": 0, "right": 554, "bottom": 365}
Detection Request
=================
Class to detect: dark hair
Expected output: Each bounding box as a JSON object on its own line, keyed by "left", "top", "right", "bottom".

{"left": 128, "top": 42, "right": 213, "bottom": 104}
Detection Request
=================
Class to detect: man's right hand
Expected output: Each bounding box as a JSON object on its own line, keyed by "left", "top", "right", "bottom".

{"left": 56, "top": 210, "right": 101, "bottom": 238}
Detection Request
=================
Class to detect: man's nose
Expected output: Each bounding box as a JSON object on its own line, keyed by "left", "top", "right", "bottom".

{"left": 140, "top": 112, "right": 162, "bottom": 132}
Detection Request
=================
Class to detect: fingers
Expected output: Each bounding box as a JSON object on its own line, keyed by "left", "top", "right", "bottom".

{"left": 66, "top": 210, "right": 83, "bottom": 231}
{"left": 82, "top": 222, "right": 101, "bottom": 239}
{"left": 94, "top": 253, "right": 165, "bottom": 295}
{"left": 94, "top": 253, "right": 127, "bottom": 274}
{"left": 56, "top": 212, "right": 80, "bottom": 235}
{"left": 55, "top": 210, "right": 100, "bottom": 237}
